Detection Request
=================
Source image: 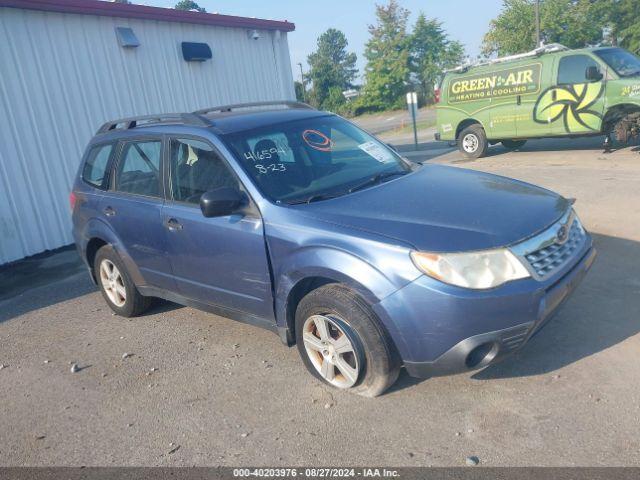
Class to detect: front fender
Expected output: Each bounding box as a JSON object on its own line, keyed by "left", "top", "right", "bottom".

{"left": 273, "top": 246, "right": 419, "bottom": 357}
{"left": 276, "top": 246, "right": 397, "bottom": 309}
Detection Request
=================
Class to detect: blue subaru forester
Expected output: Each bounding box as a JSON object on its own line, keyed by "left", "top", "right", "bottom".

{"left": 71, "top": 101, "right": 596, "bottom": 396}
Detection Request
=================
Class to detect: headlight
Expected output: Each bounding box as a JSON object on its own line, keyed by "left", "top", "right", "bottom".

{"left": 410, "top": 248, "right": 530, "bottom": 289}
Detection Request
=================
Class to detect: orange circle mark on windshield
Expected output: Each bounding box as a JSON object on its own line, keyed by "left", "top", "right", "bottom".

{"left": 302, "top": 129, "right": 333, "bottom": 152}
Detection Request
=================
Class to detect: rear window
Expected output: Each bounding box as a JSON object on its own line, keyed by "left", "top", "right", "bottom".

{"left": 82, "top": 144, "right": 114, "bottom": 189}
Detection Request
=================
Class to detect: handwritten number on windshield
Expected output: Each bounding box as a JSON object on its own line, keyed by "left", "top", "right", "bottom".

{"left": 255, "top": 164, "right": 286, "bottom": 174}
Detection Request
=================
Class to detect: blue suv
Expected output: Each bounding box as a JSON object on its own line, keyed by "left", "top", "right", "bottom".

{"left": 71, "top": 101, "right": 596, "bottom": 396}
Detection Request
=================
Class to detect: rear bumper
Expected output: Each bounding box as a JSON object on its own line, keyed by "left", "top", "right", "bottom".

{"left": 376, "top": 244, "right": 596, "bottom": 379}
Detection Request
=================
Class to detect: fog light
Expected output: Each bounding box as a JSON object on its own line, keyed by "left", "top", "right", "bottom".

{"left": 465, "top": 342, "right": 498, "bottom": 369}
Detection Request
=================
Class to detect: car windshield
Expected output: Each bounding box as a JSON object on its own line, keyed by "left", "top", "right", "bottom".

{"left": 222, "top": 115, "right": 412, "bottom": 204}
{"left": 595, "top": 48, "right": 640, "bottom": 78}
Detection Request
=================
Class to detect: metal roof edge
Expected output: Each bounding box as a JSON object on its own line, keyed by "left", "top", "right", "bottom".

{"left": 0, "top": 0, "right": 296, "bottom": 32}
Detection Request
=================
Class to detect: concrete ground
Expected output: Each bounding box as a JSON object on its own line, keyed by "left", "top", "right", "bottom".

{"left": 1, "top": 136, "right": 639, "bottom": 467}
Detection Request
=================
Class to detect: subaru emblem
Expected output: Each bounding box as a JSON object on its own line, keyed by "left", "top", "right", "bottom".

{"left": 556, "top": 225, "right": 569, "bottom": 244}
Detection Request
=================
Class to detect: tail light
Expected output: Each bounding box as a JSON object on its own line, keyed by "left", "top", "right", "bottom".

{"left": 69, "top": 191, "right": 77, "bottom": 211}
{"left": 434, "top": 88, "right": 441, "bottom": 104}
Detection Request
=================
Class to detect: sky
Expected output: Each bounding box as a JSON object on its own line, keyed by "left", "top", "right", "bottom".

{"left": 148, "top": 0, "right": 505, "bottom": 82}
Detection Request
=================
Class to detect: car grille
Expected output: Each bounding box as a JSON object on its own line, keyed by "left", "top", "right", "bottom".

{"left": 523, "top": 214, "right": 586, "bottom": 279}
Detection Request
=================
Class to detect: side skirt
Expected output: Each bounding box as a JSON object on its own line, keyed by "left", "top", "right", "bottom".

{"left": 138, "top": 285, "right": 285, "bottom": 340}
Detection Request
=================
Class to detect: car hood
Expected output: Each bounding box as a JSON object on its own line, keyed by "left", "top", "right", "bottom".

{"left": 294, "top": 164, "right": 570, "bottom": 252}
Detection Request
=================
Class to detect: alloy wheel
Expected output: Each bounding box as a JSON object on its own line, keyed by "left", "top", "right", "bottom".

{"left": 99, "top": 259, "right": 126, "bottom": 307}
{"left": 302, "top": 314, "right": 360, "bottom": 388}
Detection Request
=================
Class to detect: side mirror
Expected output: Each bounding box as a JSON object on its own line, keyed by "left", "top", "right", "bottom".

{"left": 200, "top": 187, "right": 245, "bottom": 218}
{"left": 585, "top": 65, "right": 603, "bottom": 82}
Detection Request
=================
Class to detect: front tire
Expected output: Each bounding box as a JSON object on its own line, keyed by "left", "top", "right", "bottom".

{"left": 458, "top": 124, "right": 488, "bottom": 159}
{"left": 295, "top": 284, "right": 400, "bottom": 397}
{"left": 94, "top": 245, "right": 152, "bottom": 317}
{"left": 502, "top": 139, "right": 527, "bottom": 150}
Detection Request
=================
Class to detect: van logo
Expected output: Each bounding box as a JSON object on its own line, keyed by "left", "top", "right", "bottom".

{"left": 448, "top": 63, "right": 542, "bottom": 104}
{"left": 533, "top": 82, "right": 604, "bottom": 133}
{"left": 556, "top": 225, "right": 569, "bottom": 244}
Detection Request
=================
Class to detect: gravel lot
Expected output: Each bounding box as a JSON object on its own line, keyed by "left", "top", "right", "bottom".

{"left": 1, "top": 137, "right": 639, "bottom": 467}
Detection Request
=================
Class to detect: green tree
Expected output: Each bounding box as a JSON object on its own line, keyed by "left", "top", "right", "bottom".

{"left": 606, "top": 0, "right": 640, "bottom": 54}
{"left": 409, "top": 13, "right": 465, "bottom": 103}
{"left": 482, "top": 0, "right": 603, "bottom": 56}
{"left": 306, "top": 29, "right": 358, "bottom": 110}
{"left": 361, "top": 0, "right": 411, "bottom": 111}
{"left": 174, "top": 0, "right": 206, "bottom": 12}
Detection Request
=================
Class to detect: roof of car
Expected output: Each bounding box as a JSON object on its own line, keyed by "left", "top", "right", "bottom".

{"left": 203, "top": 108, "right": 331, "bottom": 134}
{"left": 93, "top": 102, "right": 332, "bottom": 139}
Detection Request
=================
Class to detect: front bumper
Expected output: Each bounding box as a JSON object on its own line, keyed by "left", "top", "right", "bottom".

{"left": 374, "top": 242, "right": 596, "bottom": 379}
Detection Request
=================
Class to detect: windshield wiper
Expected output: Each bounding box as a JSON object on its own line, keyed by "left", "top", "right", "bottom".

{"left": 287, "top": 192, "right": 346, "bottom": 205}
{"left": 348, "top": 170, "right": 409, "bottom": 194}
{"left": 286, "top": 170, "right": 410, "bottom": 205}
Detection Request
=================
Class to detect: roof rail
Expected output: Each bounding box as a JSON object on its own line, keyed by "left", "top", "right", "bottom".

{"left": 96, "top": 112, "right": 211, "bottom": 134}
{"left": 444, "top": 43, "right": 569, "bottom": 74}
{"left": 194, "top": 100, "right": 314, "bottom": 116}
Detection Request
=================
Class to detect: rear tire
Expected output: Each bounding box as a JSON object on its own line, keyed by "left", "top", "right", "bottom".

{"left": 94, "top": 245, "right": 152, "bottom": 317}
{"left": 295, "top": 284, "right": 401, "bottom": 397}
{"left": 458, "top": 124, "right": 488, "bottom": 159}
{"left": 502, "top": 139, "right": 527, "bottom": 150}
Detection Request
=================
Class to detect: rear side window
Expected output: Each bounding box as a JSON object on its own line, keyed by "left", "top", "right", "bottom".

{"left": 114, "top": 140, "right": 162, "bottom": 197}
{"left": 557, "top": 54, "right": 600, "bottom": 85}
{"left": 82, "top": 144, "right": 113, "bottom": 188}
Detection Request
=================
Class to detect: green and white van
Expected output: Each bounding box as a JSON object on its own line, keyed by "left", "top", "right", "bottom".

{"left": 435, "top": 44, "right": 640, "bottom": 158}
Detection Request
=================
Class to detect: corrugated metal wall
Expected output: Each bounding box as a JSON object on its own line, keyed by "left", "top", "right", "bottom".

{"left": 0, "top": 7, "right": 295, "bottom": 264}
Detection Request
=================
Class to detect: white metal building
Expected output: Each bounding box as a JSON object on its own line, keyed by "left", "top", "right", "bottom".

{"left": 0, "top": 0, "right": 296, "bottom": 265}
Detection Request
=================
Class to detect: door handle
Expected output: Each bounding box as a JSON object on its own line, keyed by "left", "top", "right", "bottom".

{"left": 103, "top": 206, "right": 116, "bottom": 217}
{"left": 517, "top": 95, "right": 522, "bottom": 106}
{"left": 164, "top": 218, "right": 183, "bottom": 231}
{"left": 552, "top": 89, "right": 557, "bottom": 101}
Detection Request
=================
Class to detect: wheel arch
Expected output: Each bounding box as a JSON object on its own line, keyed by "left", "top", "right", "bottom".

{"left": 282, "top": 275, "right": 403, "bottom": 360}
{"left": 455, "top": 118, "right": 484, "bottom": 139}
{"left": 81, "top": 218, "right": 143, "bottom": 285}
{"left": 274, "top": 247, "right": 403, "bottom": 347}
{"left": 86, "top": 237, "right": 108, "bottom": 281}
{"left": 602, "top": 103, "right": 640, "bottom": 132}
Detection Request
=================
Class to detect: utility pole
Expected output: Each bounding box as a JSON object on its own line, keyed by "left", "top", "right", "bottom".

{"left": 297, "top": 62, "right": 306, "bottom": 103}
{"left": 535, "top": 0, "right": 541, "bottom": 48}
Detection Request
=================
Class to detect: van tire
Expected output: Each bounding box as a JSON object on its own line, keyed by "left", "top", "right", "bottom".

{"left": 502, "top": 139, "right": 527, "bottom": 150}
{"left": 458, "top": 125, "right": 488, "bottom": 159}
{"left": 94, "top": 245, "right": 152, "bottom": 317}
{"left": 295, "top": 284, "right": 401, "bottom": 397}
